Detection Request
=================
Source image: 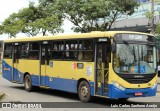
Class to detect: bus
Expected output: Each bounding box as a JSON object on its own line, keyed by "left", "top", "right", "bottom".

{"left": 0, "top": 40, "right": 3, "bottom": 60}
{"left": 2, "top": 31, "right": 158, "bottom": 102}
{"left": 155, "top": 38, "right": 160, "bottom": 78}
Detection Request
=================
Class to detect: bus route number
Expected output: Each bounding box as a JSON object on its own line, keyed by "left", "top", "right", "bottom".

{"left": 129, "top": 35, "right": 143, "bottom": 40}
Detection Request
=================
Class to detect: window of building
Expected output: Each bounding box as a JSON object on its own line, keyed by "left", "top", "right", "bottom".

{"left": 4, "top": 43, "right": 12, "bottom": 58}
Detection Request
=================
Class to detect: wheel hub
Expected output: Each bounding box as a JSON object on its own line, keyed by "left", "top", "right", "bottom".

{"left": 81, "top": 86, "right": 88, "bottom": 97}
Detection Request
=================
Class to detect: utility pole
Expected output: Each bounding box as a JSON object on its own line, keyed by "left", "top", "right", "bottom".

{"left": 151, "top": 0, "right": 154, "bottom": 34}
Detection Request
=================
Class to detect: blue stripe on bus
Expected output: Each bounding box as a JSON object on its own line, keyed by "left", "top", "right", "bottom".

{"left": 108, "top": 84, "right": 157, "bottom": 99}
{"left": 33, "top": 75, "right": 95, "bottom": 95}
{"left": 2, "top": 60, "right": 12, "bottom": 82}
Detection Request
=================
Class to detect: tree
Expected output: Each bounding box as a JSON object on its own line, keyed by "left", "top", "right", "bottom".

{"left": 0, "top": 25, "right": 4, "bottom": 35}
{"left": 0, "top": 1, "right": 63, "bottom": 37}
{"left": 34, "top": 0, "right": 63, "bottom": 36}
{"left": 1, "top": 13, "right": 24, "bottom": 38}
{"left": 145, "top": 0, "right": 160, "bottom": 34}
{"left": 56, "top": 0, "right": 139, "bottom": 32}
{"left": 156, "top": 24, "right": 160, "bottom": 35}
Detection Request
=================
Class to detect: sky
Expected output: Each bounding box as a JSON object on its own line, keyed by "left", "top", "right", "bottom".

{"left": 0, "top": 0, "right": 73, "bottom": 40}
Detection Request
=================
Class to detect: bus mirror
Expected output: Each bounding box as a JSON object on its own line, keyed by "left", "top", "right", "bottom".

{"left": 111, "top": 42, "right": 116, "bottom": 53}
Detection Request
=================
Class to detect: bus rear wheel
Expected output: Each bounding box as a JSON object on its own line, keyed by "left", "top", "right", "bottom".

{"left": 78, "top": 81, "right": 91, "bottom": 102}
{"left": 24, "top": 74, "right": 33, "bottom": 92}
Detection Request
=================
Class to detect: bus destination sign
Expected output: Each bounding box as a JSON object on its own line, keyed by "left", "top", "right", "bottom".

{"left": 115, "top": 34, "right": 154, "bottom": 42}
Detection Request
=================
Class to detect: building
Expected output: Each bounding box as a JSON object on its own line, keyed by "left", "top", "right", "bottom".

{"left": 111, "top": 0, "right": 160, "bottom": 33}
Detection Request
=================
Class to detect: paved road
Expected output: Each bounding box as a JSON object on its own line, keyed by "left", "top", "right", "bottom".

{"left": 0, "top": 75, "right": 160, "bottom": 111}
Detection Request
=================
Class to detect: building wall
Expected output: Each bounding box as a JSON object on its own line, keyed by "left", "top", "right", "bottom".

{"left": 111, "top": 0, "right": 160, "bottom": 32}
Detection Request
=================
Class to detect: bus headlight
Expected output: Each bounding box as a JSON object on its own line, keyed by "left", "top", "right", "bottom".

{"left": 112, "top": 81, "right": 125, "bottom": 90}
{"left": 151, "top": 83, "right": 157, "bottom": 89}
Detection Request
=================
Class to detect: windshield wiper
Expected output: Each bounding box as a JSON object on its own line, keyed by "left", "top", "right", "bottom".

{"left": 133, "top": 46, "right": 136, "bottom": 62}
{"left": 138, "top": 46, "right": 140, "bottom": 74}
{"left": 123, "top": 40, "right": 136, "bottom": 63}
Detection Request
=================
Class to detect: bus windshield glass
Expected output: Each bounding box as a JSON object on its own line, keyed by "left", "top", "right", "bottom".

{"left": 113, "top": 35, "right": 157, "bottom": 74}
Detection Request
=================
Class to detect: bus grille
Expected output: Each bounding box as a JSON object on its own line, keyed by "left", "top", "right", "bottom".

{"left": 118, "top": 74, "right": 156, "bottom": 84}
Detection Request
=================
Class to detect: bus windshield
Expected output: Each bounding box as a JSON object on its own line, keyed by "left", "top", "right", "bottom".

{"left": 113, "top": 43, "right": 157, "bottom": 74}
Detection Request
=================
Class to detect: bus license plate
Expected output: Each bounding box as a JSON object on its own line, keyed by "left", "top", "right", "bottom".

{"left": 135, "top": 92, "right": 142, "bottom": 96}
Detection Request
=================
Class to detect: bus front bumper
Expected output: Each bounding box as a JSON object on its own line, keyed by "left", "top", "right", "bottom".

{"left": 108, "top": 84, "right": 157, "bottom": 99}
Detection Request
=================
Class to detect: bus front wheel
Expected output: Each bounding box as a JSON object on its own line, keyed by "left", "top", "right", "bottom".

{"left": 78, "top": 81, "right": 91, "bottom": 102}
{"left": 24, "top": 74, "right": 33, "bottom": 92}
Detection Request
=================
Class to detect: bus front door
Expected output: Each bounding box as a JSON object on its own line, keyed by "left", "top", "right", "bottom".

{"left": 13, "top": 45, "right": 20, "bottom": 82}
{"left": 40, "top": 44, "right": 51, "bottom": 86}
{"left": 95, "top": 43, "right": 110, "bottom": 96}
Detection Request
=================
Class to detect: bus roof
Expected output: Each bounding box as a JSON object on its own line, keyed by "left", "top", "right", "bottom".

{"left": 4, "top": 31, "right": 153, "bottom": 43}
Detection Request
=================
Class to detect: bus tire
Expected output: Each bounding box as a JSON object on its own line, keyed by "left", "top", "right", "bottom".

{"left": 24, "top": 74, "right": 33, "bottom": 92}
{"left": 78, "top": 81, "right": 91, "bottom": 102}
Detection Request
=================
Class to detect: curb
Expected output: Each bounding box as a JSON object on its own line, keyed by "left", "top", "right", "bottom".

{"left": 0, "top": 93, "right": 5, "bottom": 100}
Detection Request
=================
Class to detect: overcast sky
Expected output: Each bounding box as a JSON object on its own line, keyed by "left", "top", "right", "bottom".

{"left": 0, "top": 0, "right": 73, "bottom": 40}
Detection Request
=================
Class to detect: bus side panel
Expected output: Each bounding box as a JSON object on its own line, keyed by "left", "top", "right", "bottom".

{"left": 19, "top": 60, "right": 40, "bottom": 86}
{"left": 89, "top": 82, "right": 95, "bottom": 96}
{"left": 2, "top": 59, "right": 12, "bottom": 81}
{"left": 48, "top": 77, "right": 95, "bottom": 95}
{"left": 31, "top": 75, "right": 40, "bottom": 86}
{"left": 47, "top": 61, "right": 95, "bottom": 94}
{"left": 50, "top": 77, "right": 77, "bottom": 93}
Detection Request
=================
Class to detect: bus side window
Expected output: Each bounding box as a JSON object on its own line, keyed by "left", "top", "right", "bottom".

{"left": 78, "top": 39, "right": 93, "bottom": 61}
{"left": 28, "top": 42, "right": 39, "bottom": 60}
{"left": 64, "top": 40, "right": 78, "bottom": 60}
{"left": 4, "top": 43, "right": 12, "bottom": 58}
{"left": 52, "top": 41, "right": 64, "bottom": 60}
{"left": 20, "top": 43, "right": 29, "bottom": 59}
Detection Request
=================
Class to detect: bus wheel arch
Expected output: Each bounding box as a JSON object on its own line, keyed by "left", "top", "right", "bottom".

{"left": 77, "top": 79, "right": 92, "bottom": 102}
{"left": 24, "top": 73, "right": 33, "bottom": 92}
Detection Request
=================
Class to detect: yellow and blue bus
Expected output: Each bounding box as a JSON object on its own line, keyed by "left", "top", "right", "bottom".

{"left": 2, "top": 31, "right": 158, "bottom": 102}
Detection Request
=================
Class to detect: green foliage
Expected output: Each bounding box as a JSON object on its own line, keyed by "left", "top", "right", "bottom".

{"left": 145, "top": 11, "right": 154, "bottom": 20}
{"left": 156, "top": 24, "right": 160, "bottom": 35}
{"left": 56, "top": 0, "right": 139, "bottom": 32}
{"left": 0, "top": 25, "right": 4, "bottom": 35}
{"left": 1, "top": 13, "right": 25, "bottom": 37}
{"left": 0, "top": 1, "right": 63, "bottom": 37}
{"left": 0, "top": 0, "right": 139, "bottom": 36}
